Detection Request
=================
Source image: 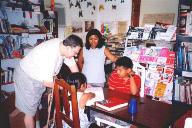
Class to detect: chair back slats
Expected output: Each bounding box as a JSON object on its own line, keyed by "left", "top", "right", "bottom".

{"left": 62, "top": 89, "right": 70, "bottom": 116}
{"left": 54, "top": 79, "right": 80, "bottom": 128}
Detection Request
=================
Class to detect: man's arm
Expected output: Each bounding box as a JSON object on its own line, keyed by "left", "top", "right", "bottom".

{"left": 43, "top": 81, "right": 54, "bottom": 88}
{"left": 69, "top": 64, "right": 79, "bottom": 73}
{"left": 64, "top": 57, "right": 79, "bottom": 72}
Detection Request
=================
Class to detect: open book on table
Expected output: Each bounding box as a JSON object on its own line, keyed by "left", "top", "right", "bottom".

{"left": 95, "top": 97, "right": 128, "bottom": 111}
{"left": 84, "top": 87, "right": 105, "bottom": 106}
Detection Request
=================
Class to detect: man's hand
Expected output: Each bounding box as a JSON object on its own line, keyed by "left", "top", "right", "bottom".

{"left": 43, "top": 81, "right": 54, "bottom": 88}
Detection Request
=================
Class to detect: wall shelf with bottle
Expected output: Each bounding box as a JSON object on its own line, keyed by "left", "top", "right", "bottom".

{"left": 177, "top": 0, "right": 192, "bottom": 35}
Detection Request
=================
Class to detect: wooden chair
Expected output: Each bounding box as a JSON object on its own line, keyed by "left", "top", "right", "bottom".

{"left": 54, "top": 78, "right": 80, "bottom": 128}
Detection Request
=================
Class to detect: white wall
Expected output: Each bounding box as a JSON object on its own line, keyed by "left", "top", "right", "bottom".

{"left": 140, "top": 0, "right": 179, "bottom": 26}
{"left": 53, "top": 0, "right": 179, "bottom": 38}
{"left": 58, "top": 0, "right": 132, "bottom": 40}
{"left": 98, "top": 0, "right": 132, "bottom": 24}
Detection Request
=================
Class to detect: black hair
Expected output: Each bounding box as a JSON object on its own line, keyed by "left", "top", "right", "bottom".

{"left": 63, "top": 34, "right": 83, "bottom": 47}
{"left": 67, "top": 72, "right": 87, "bottom": 89}
{"left": 115, "top": 56, "right": 133, "bottom": 69}
{"left": 85, "top": 29, "right": 105, "bottom": 49}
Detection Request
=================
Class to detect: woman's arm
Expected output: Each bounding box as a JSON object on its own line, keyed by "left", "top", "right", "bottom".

{"left": 79, "top": 92, "right": 95, "bottom": 108}
{"left": 77, "top": 49, "right": 84, "bottom": 72}
{"left": 104, "top": 47, "right": 118, "bottom": 62}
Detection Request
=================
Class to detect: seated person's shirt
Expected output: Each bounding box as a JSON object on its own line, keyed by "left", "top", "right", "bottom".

{"left": 108, "top": 70, "right": 141, "bottom": 95}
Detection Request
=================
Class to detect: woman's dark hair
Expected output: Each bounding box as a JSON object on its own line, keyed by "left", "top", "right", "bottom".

{"left": 85, "top": 29, "right": 105, "bottom": 49}
{"left": 67, "top": 72, "right": 87, "bottom": 89}
{"left": 115, "top": 56, "right": 133, "bottom": 69}
{"left": 63, "top": 34, "right": 83, "bottom": 47}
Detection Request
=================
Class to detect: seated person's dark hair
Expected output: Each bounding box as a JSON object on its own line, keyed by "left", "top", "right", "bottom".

{"left": 57, "top": 63, "right": 71, "bottom": 80}
{"left": 67, "top": 72, "right": 87, "bottom": 89}
{"left": 115, "top": 56, "right": 133, "bottom": 69}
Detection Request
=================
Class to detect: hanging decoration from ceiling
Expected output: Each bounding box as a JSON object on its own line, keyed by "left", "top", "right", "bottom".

{"left": 79, "top": 10, "right": 83, "bottom": 17}
{"left": 69, "top": 1, "right": 74, "bottom": 8}
{"left": 99, "top": 4, "right": 104, "bottom": 12}
{"left": 112, "top": 5, "right": 117, "bottom": 10}
{"left": 75, "top": 0, "right": 81, "bottom": 9}
{"left": 100, "top": 0, "right": 125, "bottom": 12}
{"left": 87, "top": 2, "right": 92, "bottom": 8}
{"left": 68, "top": 0, "right": 96, "bottom": 17}
{"left": 93, "top": 5, "right": 96, "bottom": 10}
{"left": 121, "top": 0, "right": 125, "bottom": 3}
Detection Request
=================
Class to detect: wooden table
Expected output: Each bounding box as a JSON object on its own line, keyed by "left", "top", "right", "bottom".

{"left": 86, "top": 89, "right": 191, "bottom": 128}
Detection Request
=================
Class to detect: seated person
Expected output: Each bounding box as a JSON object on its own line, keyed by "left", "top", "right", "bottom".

{"left": 66, "top": 72, "right": 98, "bottom": 128}
{"left": 57, "top": 63, "right": 71, "bottom": 80}
{"left": 108, "top": 56, "right": 141, "bottom": 95}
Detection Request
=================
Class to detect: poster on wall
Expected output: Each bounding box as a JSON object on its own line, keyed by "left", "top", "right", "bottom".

{"left": 72, "top": 21, "right": 83, "bottom": 33}
{"left": 85, "top": 21, "right": 94, "bottom": 32}
{"left": 64, "top": 26, "right": 72, "bottom": 38}
{"left": 142, "top": 13, "right": 175, "bottom": 26}
{"left": 118, "top": 21, "right": 128, "bottom": 34}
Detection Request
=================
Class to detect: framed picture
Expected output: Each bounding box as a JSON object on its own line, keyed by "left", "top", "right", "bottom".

{"left": 85, "top": 21, "right": 94, "bottom": 32}
{"left": 72, "top": 21, "right": 83, "bottom": 33}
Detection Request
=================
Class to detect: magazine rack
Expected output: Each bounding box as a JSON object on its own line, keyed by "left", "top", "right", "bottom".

{"left": 132, "top": 61, "right": 146, "bottom": 98}
{"left": 123, "top": 38, "right": 175, "bottom": 102}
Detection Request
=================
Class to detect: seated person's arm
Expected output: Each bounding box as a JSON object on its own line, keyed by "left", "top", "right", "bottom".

{"left": 129, "top": 71, "right": 141, "bottom": 95}
{"left": 79, "top": 92, "right": 95, "bottom": 108}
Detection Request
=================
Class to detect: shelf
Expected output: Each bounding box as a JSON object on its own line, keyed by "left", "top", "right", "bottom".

{"left": 182, "top": 71, "right": 192, "bottom": 78}
{"left": 175, "top": 70, "right": 192, "bottom": 78}
{"left": 0, "top": 32, "right": 47, "bottom": 35}
{"left": 176, "top": 35, "right": 192, "bottom": 43}
{"left": 0, "top": 82, "right": 14, "bottom": 86}
{"left": 1, "top": 83, "right": 15, "bottom": 92}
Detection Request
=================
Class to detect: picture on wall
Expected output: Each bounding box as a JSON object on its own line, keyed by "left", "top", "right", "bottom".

{"left": 72, "top": 21, "right": 83, "bottom": 33}
{"left": 85, "top": 21, "right": 94, "bottom": 32}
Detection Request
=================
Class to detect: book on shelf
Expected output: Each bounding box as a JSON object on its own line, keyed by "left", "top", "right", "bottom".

{"left": 95, "top": 97, "right": 128, "bottom": 111}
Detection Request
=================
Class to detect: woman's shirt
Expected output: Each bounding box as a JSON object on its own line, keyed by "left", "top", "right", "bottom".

{"left": 82, "top": 46, "right": 106, "bottom": 84}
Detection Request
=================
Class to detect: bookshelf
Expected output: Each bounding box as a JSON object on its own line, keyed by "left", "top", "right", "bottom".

{"left": 177, "top": 0, "right": 192, "bottom": 35}
{"left": 0, "top": 1, "right": 58, "bottom": 92}
{"left": 173, "top": 34, "right": 192, "bottom": 104}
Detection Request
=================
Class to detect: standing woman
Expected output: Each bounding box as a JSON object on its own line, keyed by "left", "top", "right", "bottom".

{"left": 78, "top": 29, "right": 117, "bottom": 87}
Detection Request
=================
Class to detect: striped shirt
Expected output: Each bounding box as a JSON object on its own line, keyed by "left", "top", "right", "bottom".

{"left": 108, "top": 70, "right": 141, "bottom": 95}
